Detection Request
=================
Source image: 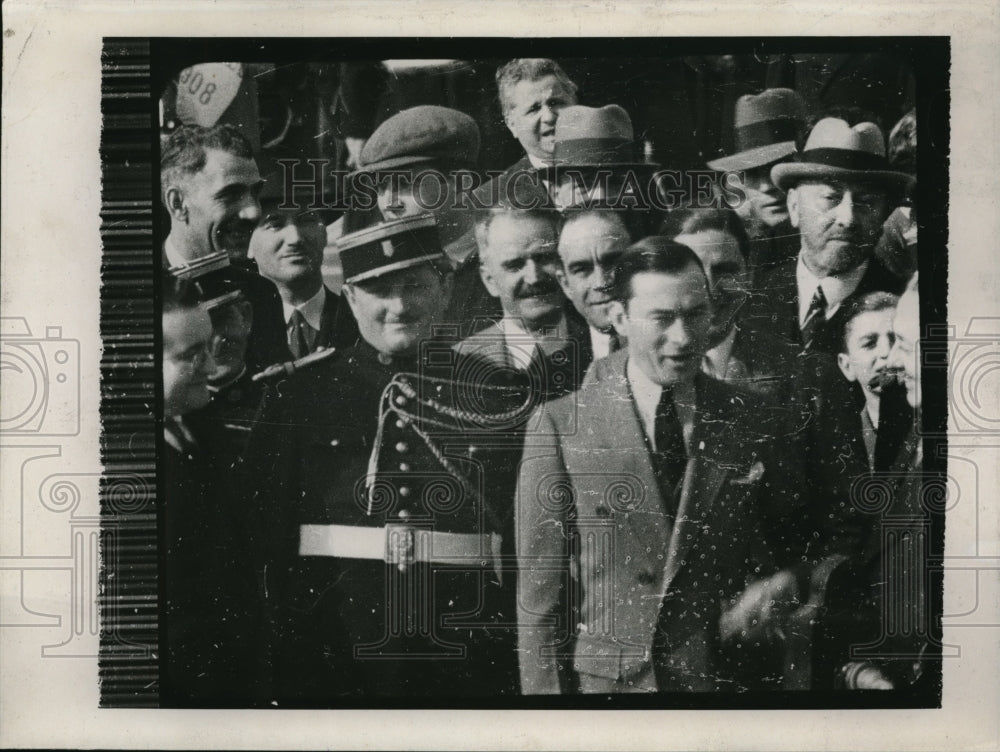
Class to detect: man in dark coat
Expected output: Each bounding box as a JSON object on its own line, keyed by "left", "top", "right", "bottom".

{"left": 161, "top": 278, "right": 263, "bottom": 706}
{"left": 474, "top": 58, "right": 578, "bottom": 210}
{"left": 743, "top": 115, "right": 911, "bottom": 355}
{"left": 242, "top": 215, "right": 522, "bottom": 703}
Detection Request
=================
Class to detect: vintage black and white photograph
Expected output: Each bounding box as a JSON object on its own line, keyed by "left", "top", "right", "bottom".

{"left": 4, "top": 2, "right": 999, "bottom": 748}
{"left": 93, "top": 36, "right": 950, "bottom": 709}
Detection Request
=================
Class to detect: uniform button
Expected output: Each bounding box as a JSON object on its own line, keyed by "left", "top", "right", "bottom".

{"left": 395, "top": 395, "right": 408, "bottom": 407}
{"left": 395, "top": 419, "right": 408, "bottom": 429}
{"left": 399, "top": 463, "right": 411, "bottom": 472}
{"left": 329, "top": 438, "right": 340, "bottom": 447}
{"left": 395, "top": 442, "right": 409, "bottom": 453}
{"left": 398, "top": 509, "right": 411, "bottom": 521}
{"left": 399, "top": 486, "right": 412, "bottom": 498}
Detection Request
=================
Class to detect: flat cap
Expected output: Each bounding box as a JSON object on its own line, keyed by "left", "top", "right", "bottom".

{"left": 359, "top": 105, "right": 480, "bottom": 172}
{"left": 337, "top": 214, "right": 444, "bottom": 285}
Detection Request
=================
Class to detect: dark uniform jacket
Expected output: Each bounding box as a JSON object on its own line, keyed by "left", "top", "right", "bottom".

{"left": 744, "top": 256, "right": 907, "bottom": 355}
{"left": 162, "top": 419, "right": 265, "bottom": 706}
{"left": 241, "top": 341, "right": 523, "bottom": 703}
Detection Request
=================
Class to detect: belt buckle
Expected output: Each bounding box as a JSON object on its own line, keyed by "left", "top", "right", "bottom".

{"left": 385, "top": 523, "right": 416, "bottom": 572}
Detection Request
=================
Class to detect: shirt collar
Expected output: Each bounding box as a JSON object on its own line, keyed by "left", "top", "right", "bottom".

{"left": 625, "top": 356, "right": 696, "bottom": 450}
{"left": 795, "top": 252, "right": 870, "bottom": 324}
{"left": 589, "top": 326, "right": 613, "bottom": 360}
{"left": 702, "top": 325, "right": 738, "bottom": 380}
{"left": 498, "top": 315, "right": 569, "bottom": 369}
{"left": 282, "top": 285, "right": 326, "bottom": 331}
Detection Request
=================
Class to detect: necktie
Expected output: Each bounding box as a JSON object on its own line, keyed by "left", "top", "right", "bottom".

{"left": 653, "top": 387, "right": 687, "bottom": 512}
{"left": 800, "top": 285, "right": 828, "bottom": 350}
{"left": 608, "top": 330, "right": 623, "bottom": 354}
{"left": 288, "top": 309, "right": 311, "bottom": 359}
{"left": 164, "top": 417, "right": 198, "bottom": 457}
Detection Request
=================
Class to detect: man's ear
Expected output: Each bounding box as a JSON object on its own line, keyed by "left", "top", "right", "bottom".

{"left": 342, "top": 283, "right": 358, "bottom": 314}
{"left": 786, "top": 187, "right": 800, "bottom": 229}
{"left": 554, "top": 264, "right": 570, "bottom": 296}
{"left": 836, "top": 351, "right": 856, "bottom": 382}
{"left": 164, "top": 185, "right": 188, "bottom": 224}
{"left": 608, "top": 300, "right": 628, "bottom": 338}
{"left": 478, "top": 256, "right": 502, "bottom": 299}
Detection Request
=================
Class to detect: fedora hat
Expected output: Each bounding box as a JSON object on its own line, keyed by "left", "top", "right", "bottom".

{"left": 545, "top": 105, "right": 654, "bottom": 178}
{"left": 771, "top": 117, "right": 914, "bottom": 196}
{"left": 706, "top": 88, "right": 807, "bottom": 172}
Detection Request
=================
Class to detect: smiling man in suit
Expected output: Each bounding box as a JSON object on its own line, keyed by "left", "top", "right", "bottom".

{"left": 250, "top": 194, "right": 359, "bottom": 357}
{"left": 516, "top": 237, "right": 800, "bottom": 694}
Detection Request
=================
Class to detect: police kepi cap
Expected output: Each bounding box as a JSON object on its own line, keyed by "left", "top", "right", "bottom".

{"left": 167, "top": 251, "right": 245, "bottom": 310}
{"left": 359, "top": 105, "right": 480, "bottom": 173}
{"left": 337, "top": 214, "right": 444, "bottom": 285}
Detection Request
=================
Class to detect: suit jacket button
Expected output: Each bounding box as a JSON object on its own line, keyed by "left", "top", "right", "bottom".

{"left": 399, "top": 486, "right": 412, "bottom": 498}
{"left": 399, "top": 462, "right": 411, "bottom": 472}
{"left": 398, "top": 509, "right": 411, "bottom": 521}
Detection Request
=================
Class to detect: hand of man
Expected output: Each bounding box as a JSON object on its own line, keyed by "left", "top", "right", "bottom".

{"left": 344, "top": 137, "right": 366, "bottom": 171}
{"left": 720, "top": 569, "right": 801, "bottom": 644}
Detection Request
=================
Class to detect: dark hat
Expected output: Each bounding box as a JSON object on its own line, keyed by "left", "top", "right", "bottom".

{"left": 771, "top": 117, "right": 914, "bottom": 196}
{"left": 337, "top": 214, "right": 444, "bottom": 285}
{"left": 168, "top": 252, "right": 245, "bottom": 310}
{"left": 706, "top": 88, "right": 807, "bottom": 172}
{"left": 545, "top": 105, "right": 653, "bottom": 178}
{"left": 358, "top": 105, "right": 480, "bottom": 173}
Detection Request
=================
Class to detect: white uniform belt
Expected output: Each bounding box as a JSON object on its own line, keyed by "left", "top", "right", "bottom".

{"left": 299, "top": 524, "right": 502, "bottom": 574}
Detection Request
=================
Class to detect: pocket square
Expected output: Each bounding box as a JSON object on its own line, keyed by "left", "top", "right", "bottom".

{"left": 730, "top": 460, "right": 765, "bottom": 485}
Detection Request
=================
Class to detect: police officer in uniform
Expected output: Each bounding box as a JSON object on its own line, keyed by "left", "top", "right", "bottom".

{"left": 243, "top": 214, "right": 522, "bottom": 703}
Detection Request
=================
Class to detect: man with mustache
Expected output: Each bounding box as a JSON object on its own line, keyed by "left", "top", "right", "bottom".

{"left": 161, "top": 124, "right": 290, "bottom": 373}
{"left": 516, "top": 238, "right": 800, "bottom": 693}
{"left": 455, "top": 207, "right": 591, "bottom": 399}
{"left": 743, "top": 113, "right": 911, "bottom": 354}
{"left": 242, "top": 215, "right": 520, "bottom": 701}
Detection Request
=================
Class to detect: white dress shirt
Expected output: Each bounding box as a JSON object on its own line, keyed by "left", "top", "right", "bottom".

{"left": 589, "top": 326, "right": 613, "bottom": 361}
{"left": 795, "top": 253, "right": 869, "bottom": 325}
{"left": 498, "top": 316, "right": 569, "bottom": 371}
{"left": 625, "top": 356, "right": 696, "bottom": 452}
{"left": 282, "top": 285, "right": 326, "bottom": 331}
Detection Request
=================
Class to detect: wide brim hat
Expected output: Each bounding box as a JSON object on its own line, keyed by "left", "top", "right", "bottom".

{"left": 336, "top": 214, "right": 444, "bottom": 285}
{"left": 706, "top": 88, "right": 807, "bottom": 172}
{"left": 771, "top": 117, "right": 914, "bottom": 197}
{"left": 545, "top": 105, "right": 656, "bottom": 179}
{"left": 356, "top": 105, "right": 480, "bottom": 174}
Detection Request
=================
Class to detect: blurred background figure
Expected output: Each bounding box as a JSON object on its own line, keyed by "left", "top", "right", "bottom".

{"left": 707, "top": 89, "right": 808, "bottom": 274}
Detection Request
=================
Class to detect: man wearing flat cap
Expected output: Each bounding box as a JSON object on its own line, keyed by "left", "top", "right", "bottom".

{"left": 242, "top": 215, "right": 521, "bottom": 702}
{"left": 707, "top": 88, "right": 808, "bottom": 274}
{"left": 328, "top": 105, "right": 502, "bottom": 336}
{"left": 743, "top": 113, "right": 910, "bottom": 355}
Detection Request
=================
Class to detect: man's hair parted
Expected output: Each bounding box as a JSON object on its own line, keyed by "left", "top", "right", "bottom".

{"left": 495, "top": 58, "right": 578, "bottom": 116}
{"left": 611, "top": 236, "right": 709, "bottom": 306}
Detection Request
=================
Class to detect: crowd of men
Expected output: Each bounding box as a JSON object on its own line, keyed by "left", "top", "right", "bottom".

{"left": 158, "top": 57, "right": 934, "bottom": 705}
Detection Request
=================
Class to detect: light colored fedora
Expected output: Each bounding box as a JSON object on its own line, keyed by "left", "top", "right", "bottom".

{"left": 771, "top": 117, "right": 914, "bottom": 196}
{"left": 545, "top": 105, "right": 654, "bottom": 177}
{"left": 707, "top": 88, "right": 807, "bottom": 172}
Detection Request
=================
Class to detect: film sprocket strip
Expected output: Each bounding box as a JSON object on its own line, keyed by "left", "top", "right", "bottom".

{"left": 98, "top": 38, "right": 159, "bottom": 707}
